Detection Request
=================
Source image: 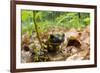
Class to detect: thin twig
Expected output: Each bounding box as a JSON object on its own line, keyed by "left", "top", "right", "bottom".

{"left": 33, "top": 11, "right": 43, "bottom": 49}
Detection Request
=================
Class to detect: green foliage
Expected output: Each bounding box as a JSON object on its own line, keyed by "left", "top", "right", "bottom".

{"left": 21, "top": 10, "right": 90, "bottom": 34}
{"left": 21, "top": 10, "right": 34, "bottom": 35}
{"left": 21, "top": 10, "right": 90, "bottom": 62}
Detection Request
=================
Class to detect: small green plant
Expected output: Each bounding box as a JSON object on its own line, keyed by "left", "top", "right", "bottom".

{"left": 21, "top": 10, "right": 90, "bottom": 62}
{"left": 21, "top": 10, "right": 90, "bottom": 35}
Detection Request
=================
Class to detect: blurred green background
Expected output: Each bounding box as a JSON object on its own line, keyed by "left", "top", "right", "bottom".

{"left": 21, "top": 10, "right": 90, "bottom": 35}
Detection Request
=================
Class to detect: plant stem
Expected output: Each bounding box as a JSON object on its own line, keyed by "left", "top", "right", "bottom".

{"left": 33, "top": 11, "right": 43, "bottom": 49}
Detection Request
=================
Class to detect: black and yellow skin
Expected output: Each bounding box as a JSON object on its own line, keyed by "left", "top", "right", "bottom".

{"left": 45, "top": 33, "right": 65, "bottom": 52}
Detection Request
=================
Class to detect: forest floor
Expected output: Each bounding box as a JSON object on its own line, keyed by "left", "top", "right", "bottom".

{"left": 21, "top": 25, "right": 90, "bottom": 63}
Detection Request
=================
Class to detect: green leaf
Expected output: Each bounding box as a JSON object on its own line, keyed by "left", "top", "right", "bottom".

{"left": 83, "top": 18, "right": 90, "bottom": 25}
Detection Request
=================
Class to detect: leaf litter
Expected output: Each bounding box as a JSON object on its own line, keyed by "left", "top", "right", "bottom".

{"left": 21, "top": 25, "right": 90, "bottom": 63}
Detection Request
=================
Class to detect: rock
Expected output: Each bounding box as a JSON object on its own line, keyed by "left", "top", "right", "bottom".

{"left": 48, "top": 53, "right": 65, "bottom": 61}
{"left": 81, "top": 42, "right": 89, "bottom": 50}
{"left": 61, "top": 46, "right": 79, "bottom": 58}
{"left": 66, "top": 53, "right": 83, "bottom": 60}
{"left": 65, "top": 28, "right": 80, "bottom": 39}
{"left": 83, "top": 37, "right": 90, "bottom": 45}
{"left": 47, "top": 46, "right": 79, "bottom": 61}
{"left": 66, "top": 48, "right": 89, "bottom": 60}
{"left": 80, "top": 32, "right": 89, "bottom": 41}
{"left": 21, "top": 50, "right": 32, "bottom": 63}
